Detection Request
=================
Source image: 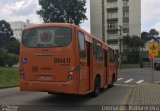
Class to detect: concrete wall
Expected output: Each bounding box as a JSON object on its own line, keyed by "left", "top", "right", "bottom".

{"left": 90, "top": 0, "right": 103, "bottom": 40}
{"left": 129, "top": 0, "right": 141, "bottom": 37}
{"left": 90, "top": 0, "right": 141, "bottom": 49}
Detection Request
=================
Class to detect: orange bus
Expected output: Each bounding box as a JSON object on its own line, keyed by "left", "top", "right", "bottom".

{"left": 19, "top": 23, "right": 118, "bottom": 97}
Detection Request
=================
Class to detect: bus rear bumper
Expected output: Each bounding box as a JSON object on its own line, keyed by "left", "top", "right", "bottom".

{"left": 19, "top": 80, "right": 78, "bottom": 94}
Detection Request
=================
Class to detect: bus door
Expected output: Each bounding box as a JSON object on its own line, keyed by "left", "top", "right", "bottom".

{"left": 108, "top": 48, "right": 114, "bottom": 84}
{"left": 78, "top": 32, "right": 90, "bottom": 92}
{"left": 86, "top": 42, "right": 91, "bottom": 90}
{"left": 103, "top": 49, "right": 108, "bottom": 85}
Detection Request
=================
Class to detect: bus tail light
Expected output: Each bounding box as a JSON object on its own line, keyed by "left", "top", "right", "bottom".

{"left": 67, "top": 67, "right": 75, "bottom": 80}
{"left": 19, "top": 67, "right": 25, "bottom": 79}
{"left": 69, "top": 71, "right": 73, "bottom": 75}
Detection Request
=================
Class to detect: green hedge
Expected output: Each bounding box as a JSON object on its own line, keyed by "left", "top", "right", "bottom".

{"left": 0, "top": 67, "right": 19, "bottom": 88}
{"left": 122, "top": 51, "right": 139, "bottom": 64}
{"left": 0, "top": 48, "right": 19, "bottom": 67}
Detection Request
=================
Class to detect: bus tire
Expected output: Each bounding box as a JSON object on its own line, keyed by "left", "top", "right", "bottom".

{"left": 92, "top": 76, "right": 100, "bottom": 97}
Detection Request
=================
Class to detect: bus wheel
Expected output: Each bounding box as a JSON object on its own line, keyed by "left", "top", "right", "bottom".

{"left": 92, "top": 76, "right": 100, "bottom": 97}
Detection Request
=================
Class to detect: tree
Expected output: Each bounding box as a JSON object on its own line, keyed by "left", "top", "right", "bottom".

{"left": 122, "top": 34, "right": 131, "bottom": 49}
{"left": 0, "top": 48, "right": 7, "bottom": 66}
{"left": 123, "top": 35, "right": 145, "bottom": 51}
{"left": 141, "top": 29, "right": 160, "bottom": 42}
{"left": 122, "top": 35, "right": 145, "bottom": 63}
{"left": 141, "top": 31, "right": 149, "bottom": 41}
{"left": 122, "top": 35, "right": 145, "bottom": 52}
{"left": 133, "top": 36, "right": 145, "bottom": 51}
{"left": 37, "top": 0, "right": 87, "bottom": 25}
{"left": 0, "top": 20, "right": 13, "bottom": 42}
{"left": 0, "top": 20, "right": 19, "bottom": 67}
{"left": 0, "top": 20, "right": 20, "bottom": 55}
{"left": 5, "top": 53, "right": 19, "bottom": 67}
{"left": 3, "top": 37, "right": 20, "bottom": 55}
{"left": 149, "top": 29, "right": 159, "bottom": 37}
{"left": 149, "top": 29, "right": 160, "bottom": 42}
{"left": 0, "top": 48, "right": 19, "bottom": 67}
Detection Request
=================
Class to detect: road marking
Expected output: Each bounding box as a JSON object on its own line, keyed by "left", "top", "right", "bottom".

{"left": 136, "top": 80, "right": 144, "bottom": 84}
{"left": 117, "top": 78, "right": 123, "bottom": 81}
{"left": 120, "top": 87, "right": 133, "bottom": 105}
{"left": 115, "top": 83, "right": 135, "bottom": 87}
{"left": 124, "top": 79, "right": 134, "bottom": 83}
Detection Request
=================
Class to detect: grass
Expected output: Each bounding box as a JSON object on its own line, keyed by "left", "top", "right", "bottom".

{"left": 0, "top": 67, "right": 19, "bottom": 88}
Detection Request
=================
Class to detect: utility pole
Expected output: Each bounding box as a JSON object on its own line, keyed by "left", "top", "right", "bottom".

{"left": 118, "top": 25, "right": 123, "bottom": 68}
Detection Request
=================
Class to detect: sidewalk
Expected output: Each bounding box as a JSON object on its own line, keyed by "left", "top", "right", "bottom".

{"left": 119, "top": 68, "right": 151, "bottom": 71}
{"left": 129, "top": 83, "right": 160, "bottom": 105}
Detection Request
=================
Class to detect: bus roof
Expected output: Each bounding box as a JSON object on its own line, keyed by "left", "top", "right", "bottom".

{"left": 24, "top": 23, "right": 75, "bottom": 30}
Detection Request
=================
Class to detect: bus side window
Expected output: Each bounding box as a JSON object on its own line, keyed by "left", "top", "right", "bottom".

{"left": 78, "top": 32, "right": 86, "bottom": 59}
{"left": 97, "top": 44, "right": 103, "bottom": 62}
{"left": 93, "top": 39, "right": 102, "bottom": 62}
{"left": 109, "top": 48, "right": 115, "bottom": 63}
{"left": 93, "top": 39, "right": 97, "bottom": 60}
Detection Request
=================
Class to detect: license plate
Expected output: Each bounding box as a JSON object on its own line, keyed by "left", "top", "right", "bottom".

{"left": 38, "top": 76, "right": 53, "bottom": 81}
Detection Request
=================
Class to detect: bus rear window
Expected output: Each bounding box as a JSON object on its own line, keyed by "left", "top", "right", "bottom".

{"left": 22, "top": 27, "right": 71, "bottom": 48}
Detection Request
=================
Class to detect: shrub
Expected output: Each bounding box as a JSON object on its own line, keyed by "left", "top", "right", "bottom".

{"left": 0, "top": 48, "right": 19, "bottom": 67}
{"left": 5, "top": 53, "right": 19, "bottom": 67}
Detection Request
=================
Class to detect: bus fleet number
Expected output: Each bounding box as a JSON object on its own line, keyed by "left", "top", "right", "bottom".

{"left": 54, "top": 58, "right": 71, "bottom": 64}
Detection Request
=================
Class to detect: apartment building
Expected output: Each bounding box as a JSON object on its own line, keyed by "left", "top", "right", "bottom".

{"left": 90, "top": 0, "right": 141, "bottom": 49}
{"left": 10, "top": 20, "right": 34, "bottom": 41}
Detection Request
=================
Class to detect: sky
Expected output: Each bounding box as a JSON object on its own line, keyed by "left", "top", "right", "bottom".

{"left": 0, "top": 0, "right": 160, "bottom": 33}
{"left": 141, "top": 0, "right": 160, "bottom": 32}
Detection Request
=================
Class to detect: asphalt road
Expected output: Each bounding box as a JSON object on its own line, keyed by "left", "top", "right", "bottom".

{"left": 0, "top": 86, "right": 132, "bottom": 111}
{"left": 0, "top": 68, "right": 159, "bottom": 111}
{"left": 118, "top": 68, "right": 160, "bottom": 83}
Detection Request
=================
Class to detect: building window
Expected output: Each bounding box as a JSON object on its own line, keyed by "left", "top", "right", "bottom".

{"left": 107, "top": 23, "right": 118, "bottom": 29}
{"left": 107, "top": 2, "right": 117, "bottom": 8}
{"left": 124, "top": 11, "right": 129, "bottom": 17}
{"left": 109, "top": 48, "right": 115, "bottom": 63}
{"left": 123, "top": 23, "right": 129, "bottom": 28}
{"left": 123, "top": 0, "right": 129, "bottom": 6}
{"left": 107, "top": 13, "right": 118, "bottom": 19}
{"left": 108, "top": 34, "right": 118, "bottom": 39}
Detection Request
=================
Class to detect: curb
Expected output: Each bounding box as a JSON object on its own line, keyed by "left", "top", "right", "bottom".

{"left": 0, "top": 85, "right": 19, "bottom": 89}
{"left": 119, "top": 68, "right": 151, "bottom": 71}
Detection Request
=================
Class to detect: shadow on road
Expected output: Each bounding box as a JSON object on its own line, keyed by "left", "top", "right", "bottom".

{"left": 30, "top": 87, "right": 112, "bottom": 105}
